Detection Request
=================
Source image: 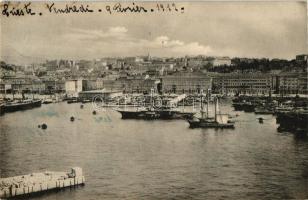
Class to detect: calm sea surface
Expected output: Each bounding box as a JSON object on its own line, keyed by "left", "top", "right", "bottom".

{"left": 1, "top": 101, "right": 308, "bottom": 200}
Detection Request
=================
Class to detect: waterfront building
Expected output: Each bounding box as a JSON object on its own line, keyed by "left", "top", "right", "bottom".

{"left": 40, "top": 76, "right": 65, "bottom": 94}
{"left": 276, "top": 72, "right": 304, "bottom": 95}
{"left": 298, "top": 74, "right": 308, "bottom": 94}
{"left": 161, "top": 72, "right": 212, "bottom": 94}
{"left": 125, "top": 77, "right": 157, "bottom": 93}
{"left": 83, "top": 79, "right": 98, "bottom": 91}
{"left": 0, "top": 74, "right": 35, "bottom": 94}
{"left": 65, "top": 79, "right": 86, "bottom": 96}
{"left": 212, "top": 73, "right": 274, "bottom": 95}
{"left": 96, "top": 78, "right": 104, "bottom": 90}
{"left": 212, "top": 71, "right": 308, "bottom": 95}
{"left": 102, "top": 76, "right": 157, "bottom": 93}
{"left": 32, "top": 80, "right": 46, "bottom": 93}
{"left": 102, "top": 79, "right": 123, "bottom": 92}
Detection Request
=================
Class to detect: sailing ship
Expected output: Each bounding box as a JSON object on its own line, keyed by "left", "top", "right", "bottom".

{"left": 187, "top": 90, "right": 235, "bottom": 129}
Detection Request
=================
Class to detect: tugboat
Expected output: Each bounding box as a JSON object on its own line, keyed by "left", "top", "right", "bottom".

{"left": 187, "top": 90, "right": 235, "bottom": 129}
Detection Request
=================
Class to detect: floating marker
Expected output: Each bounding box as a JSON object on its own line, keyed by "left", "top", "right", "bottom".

{"left": 41, "top": 123, "right": 47, "bottom": 129}
{"left": 258, "top": 117, "right": 263, "bottom": 123}
{"left": 70, "top": 116, "right": 75, "bottom": 122}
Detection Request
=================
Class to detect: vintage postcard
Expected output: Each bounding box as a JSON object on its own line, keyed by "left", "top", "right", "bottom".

{"left": 0, "top": 1, "right": 307, "bottom": 200}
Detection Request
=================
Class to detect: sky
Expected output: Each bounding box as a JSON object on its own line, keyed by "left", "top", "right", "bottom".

{"left": 0, "top": 1, "right": 307, "bottom": 64}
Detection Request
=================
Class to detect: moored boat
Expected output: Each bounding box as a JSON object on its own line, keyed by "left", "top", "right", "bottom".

{"left": 254, "top": 106, "right": 274, "bottom": 114}
{"left": 116, "top": 90, "right": 195, "bottom": 120}
{"left": 3, "top": 99, "right": 42, "bottom": 113}
{"left": 117, "top": 108, "right": 147, "bottom": 119}
{"left": 188, "top": 117, "right": 235, "bottom": 129}
{"left": 187, "top": 90, "right": 235, "bottom": 129}
{"left": 42, "top": 98, "right": 53, "bottom": 104}
{"left": 0, "top": 104, "right": 4, "bottom": 115}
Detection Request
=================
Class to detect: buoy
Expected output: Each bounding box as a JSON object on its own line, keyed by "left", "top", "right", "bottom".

{"left": 41, "top": 123, "right": 47, "bottom": 129}
{"left": 92, "top": 111, "right": 97, "bottom": 115}
{"left": 80, "top": 105, "right": 84, "bottom": 109}
{"left": 70, "top": 116, "right": 75, "bottom": 122}
{"left": 258, "top": 117, "right": 263, "bottom": 123}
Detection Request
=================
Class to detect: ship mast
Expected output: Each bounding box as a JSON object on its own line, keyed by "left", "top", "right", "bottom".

{"left": 200, "top": 90, "right": 204, "bottom": 119}
{"left": 214, "top": 97, "right": 217, "bottom": 122}
{"left": 206, "top": 89, "right": 209, "bottom": 118}
{"left": 150, "top": 87, "right": 154, "bottom": 109}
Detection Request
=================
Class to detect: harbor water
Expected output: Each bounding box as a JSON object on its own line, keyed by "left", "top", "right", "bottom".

{"left": 0, "top": 101, "right": 308, "bottom": 199}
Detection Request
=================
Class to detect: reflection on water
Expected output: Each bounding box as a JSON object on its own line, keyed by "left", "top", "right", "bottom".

{"left": 0, "top": 102, "right": 307, "bottom": 199}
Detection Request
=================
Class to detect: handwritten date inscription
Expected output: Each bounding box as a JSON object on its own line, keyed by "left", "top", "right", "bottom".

{"left": 0, "top": 2, "right": 184, "bottom": 17}
{"left": 1, "top": 2, "right": 184, "bottom": 17}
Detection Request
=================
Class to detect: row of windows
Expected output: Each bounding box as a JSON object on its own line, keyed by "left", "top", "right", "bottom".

{"left": 221, "top": 83, "right": 269, "bottom": 86}
{"left": 218, "top": 79, "right": 270, "bottom": 82}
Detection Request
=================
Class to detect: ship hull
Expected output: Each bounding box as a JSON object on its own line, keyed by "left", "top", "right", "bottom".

{"left": 232, "top": 103, "right": 255, "bottom": 112}
{"left": 117, "top": 110, "right": 145, "bottom": 119}
{"left": 232, "top": 103, "right": 244, "bottom": 111}
{"left": 0, "top": 104, "right": 4, "bottom": 115}
{"left": 242, "top": 104, "right": 255, "bottom": 112}
{"left": 276, "top": 111, "right": 308, "bottom": 133}
{"left": 118, "top": 109, "right": 194, "bottom": 120}
{"left": 157, "top": 110, "right": 194, "bottom": 120}
{"left": 188, "top": 119, "right": 235, "bottom": 129}
{"left": 255, "top": 110, "right": 274, "bottom": 115}
{"left": 4, "top": 100, "right": 42, "bottom": 113}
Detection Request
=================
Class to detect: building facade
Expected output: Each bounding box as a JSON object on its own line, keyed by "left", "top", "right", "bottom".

{"left": 212, "top": 73, "right": 274, "bottom": 95}
{"left": 65, "top": 79, "right": 86, "bottom": 95}
{"left": 102, "top": 77, "right": 157, "bottom": 93}
{"left": 276, "top": 72, "right": 307, "bottom": 95}
{"left": 161, "top": 73, "right": 212, "bottom": 94}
